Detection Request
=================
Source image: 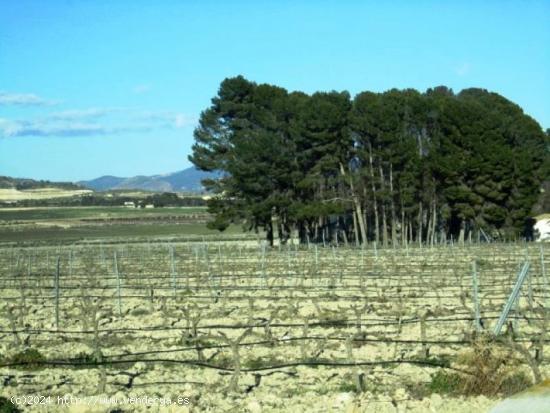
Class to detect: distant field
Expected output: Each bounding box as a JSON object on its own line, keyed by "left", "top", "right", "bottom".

{"left": 0, "top": 206, "right": 208, "bottom": 221}
{"left": 0, "top": 222, "right": 244, "bottom": 242}
{"left": 0, "top": 187, "right": 92, "bottom": 201}
{"left": 0, "top": 205, "right": 253, "bottom": 243}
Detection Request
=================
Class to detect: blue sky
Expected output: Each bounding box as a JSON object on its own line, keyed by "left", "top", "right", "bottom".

{"left": 1, "top": 1, "right": 549, "bottom": 181}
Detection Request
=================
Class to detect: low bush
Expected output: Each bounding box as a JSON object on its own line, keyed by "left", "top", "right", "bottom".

{"left": 4, "top": 349, "right": 46, "bottom": 370}
{"left": 427, "top": 337, "right": 533, "bottom": 397}
{"left": 0, "top": 396, "right": 22, "bottom": 413}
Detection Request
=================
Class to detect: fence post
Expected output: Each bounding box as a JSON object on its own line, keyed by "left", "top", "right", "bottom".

{"left": 541, "top": 245, "right": 548, "bottom": 306}
{"left": 69, "top": 249, "right": 73, "bottom": 277}
{"left": 472, "top": 260, "right": 481, "bottom": 331}
{"left": 494, "top": 261, "right": 530, "bottom": 335}
{"left": 170, "top": 245, "right": 177, "bottom": 297}
{"left": 261, "top": 242, "right": 267, "bottom": 288}
{"left": 114, "top": 251, "right": 122, "bottom": 317}
{"left": 55, "top": 256, "right": 60, "bottom": 331}
{"left": 218, "top": 243, "right": 223, "bottom": 277}
{"left": 314, "top": 244, "right": 319, "bottom": 272}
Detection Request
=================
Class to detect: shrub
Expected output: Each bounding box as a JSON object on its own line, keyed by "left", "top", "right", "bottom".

{"left": 428, "top": 370, "right": 461, "bottom": 395}
{"left": 6, "top": 349, "right": 46, "bottom": 370}
{"left": 427, "top": 337, "right": 533, "bottom": 397}
{"left": 455, "top": 337, "right": 531, "bottom": 396}
{"left": 0, "top": 397, "right": 22, "bottom": 413}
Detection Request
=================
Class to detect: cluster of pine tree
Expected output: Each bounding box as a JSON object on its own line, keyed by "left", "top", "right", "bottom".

{"left": 190, "top": 76, "right": 549, "bottom": 246}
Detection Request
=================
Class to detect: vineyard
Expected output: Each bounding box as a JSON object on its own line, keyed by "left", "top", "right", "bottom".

{"left": 0, "top": 241, "right": 549, "bottom": 412}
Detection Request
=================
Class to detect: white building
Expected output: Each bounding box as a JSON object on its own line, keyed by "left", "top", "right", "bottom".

{"left": 534, "top": 214, "right": 550, "bottom": 242}
{"left": 124, "top": 201, "right": 135, "bottom": 208}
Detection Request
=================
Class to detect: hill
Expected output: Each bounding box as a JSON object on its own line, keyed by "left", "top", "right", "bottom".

{"left": 78, "top": 167, "right": 217, "bottom": 192}
{"left": 0, "top": 176, "right": 84, "bottom": 190}
{"left": 0, "top": 176, "right": 91, "bottom": 202}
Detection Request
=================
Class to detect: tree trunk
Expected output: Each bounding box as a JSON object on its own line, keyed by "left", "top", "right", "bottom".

{"left": 339, "top": 162, "right": 367, "bottom": 245}
{"left": 426, "top": 208, "right": 432, "bottom": 245}
{"left": 458, "top": 220, "right": 465, "bottom": 246}
{"left": 401, "top": 206, "right": 407, "bottom": 245}
{"left": 368, "top": 145, "right": 379, "bottom": 245}
{"left": 431, "top": 197, "right": 437, "bottom": 246}
{"left": 417, "top": 201, "right": 423, "bottom": 246}
{"left": 389, "top": 163, "right": 397, "bottom": 248}
{"left": 351, "top": 207, "right": 360, "bottom": 246}
{"left": 266, "top": 220, "right": 274, "bottom": 247}
{"left": 378, "top": 163, "right": 388, "bottom": 247}
{"left": 340, "top": 217, "right": 349, "bottom": 246}
{"left": 362, "top": 187, "right": 369, "bottom": 243}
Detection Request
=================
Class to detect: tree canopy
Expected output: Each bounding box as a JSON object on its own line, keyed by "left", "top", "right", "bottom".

{"left": 190, "top": 76, "right": 549, "bottom": 245}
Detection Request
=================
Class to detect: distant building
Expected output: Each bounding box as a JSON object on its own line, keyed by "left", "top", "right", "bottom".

{"left": 144, "top": 204, "right": 154, "bottom": 209}
{"left": 124, "top": 201, "right": 135, "bottom": 208}
{"left": 534, "top": 214, "right": 550, "bottom": 242}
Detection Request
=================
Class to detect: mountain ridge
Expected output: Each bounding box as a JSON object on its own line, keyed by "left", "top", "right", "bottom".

{"left": 78, "top": 166, "right": 216, "bottom": 192}
{"left": 0, "top": 176, "right": 84, "bottom": 190}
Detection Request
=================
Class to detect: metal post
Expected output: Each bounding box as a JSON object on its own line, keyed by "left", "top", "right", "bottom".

{"left": 55, "top": 256, "right": 60, "bottom": 330}
{"left": 314, "top": 244, "right": 319, "bottom": 272}
{"left": 170, "top": 246, "right": 177, "bottom": 297}
{"left": 541, "top": 245, "right": 547, "bottom": 306}
{"left": 494, "top": 262, "right": 530, "bottom": 335}
{"left": 261, "top": 242, "right": 266, "bottom": 288}
{"left": 114, "top": 251, "right": 122, "bottom": 317}
{"left": 472, "top": 260, "right": 481, "bottom": 331}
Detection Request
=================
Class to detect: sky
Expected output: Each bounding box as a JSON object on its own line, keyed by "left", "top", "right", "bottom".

{"left": 0, "top": 1, "right": 549, "bottom": 182}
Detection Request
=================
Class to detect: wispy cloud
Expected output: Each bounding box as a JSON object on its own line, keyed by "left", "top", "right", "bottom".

{"left": 10, "top": 124, "right": 107, "bottom": 137}
{"left": 0, "top": 91, "right": 58, "bottom": 106}
{"left": 0, "top": 118, "right": 23, "bottom": 137}
{"left": 136, "top": 111, "right": 196, "bottom": 129}
{"left": 0, "top": 108, "right": 196, "bottom": 138}
{"left": 174, "top": 113, "right": 195, "bottom": 128}
{"left": 0, "top": 117, "right": 154, "bottom": 138}
{"left": 0, "top": 118, "right": 106, "bottom": 137}
{"left": 48, "top": 107, "right": 128, "bottom": 121}
{"left": 455, "top": 62, "right": 471, "bottom": 77}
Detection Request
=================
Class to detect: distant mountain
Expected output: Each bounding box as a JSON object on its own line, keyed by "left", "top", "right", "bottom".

{"left": 77, "top": 175, "right": 126, "bottom": 191}
{"left": 78, "top": 167, "right": 217, "bottom": 192}
{"left": 0, "top": 175, "right": 83, "bottom": 190}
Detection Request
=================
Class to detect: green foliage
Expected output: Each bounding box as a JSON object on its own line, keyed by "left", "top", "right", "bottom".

{"left": 0, "top": 175, "right": 82, "bottom": 191}
{"left": 428, "top": 370, "right": 462, "bottom": 395}
{"left": 336, "top": 380, "right": 361, "bottom": 393}
{"left": 5, "top": 349, "right": 46, "bottom": 370}
{"left": 68, "top": 352, "right": 128, "bottom": 370}
{"left": 427, "top": 368, "right": 532, "bottom": 398}
{"left": 3, "top": 193, "right": 206, "bottom": 208}
{"left": 499, "top": 371, "right": 533, "bottom": 396}
{"left": 426, "top": 337, "right": 534, "bottom": 398}
{"left": 0, "top": 397, "right": 22, "bottom": 413}
{"left": 68, "top": 352, "right": 103, "bottom": 369}
{"left": 190, "top": 76, "right": 549, "bottom": 245}
{"left": 413, "top": 354, "right": 452, "bottom": 368}
{"left": 244, "top": 355, "right": 284, "bottom": 369}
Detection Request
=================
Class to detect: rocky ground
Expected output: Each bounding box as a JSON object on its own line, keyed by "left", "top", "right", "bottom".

{"left": 0, "top": 242, "right": 548, "bottom": 412}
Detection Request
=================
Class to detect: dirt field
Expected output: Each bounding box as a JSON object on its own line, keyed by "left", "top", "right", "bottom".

{"left": 0, "top": 188, "right": 93, "bottom": 202}
{"left": 0, "top": 206, "right": 250, "bottom": 243}
{"left": 0, "top": 242, "right": 548, "bottom": 412}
